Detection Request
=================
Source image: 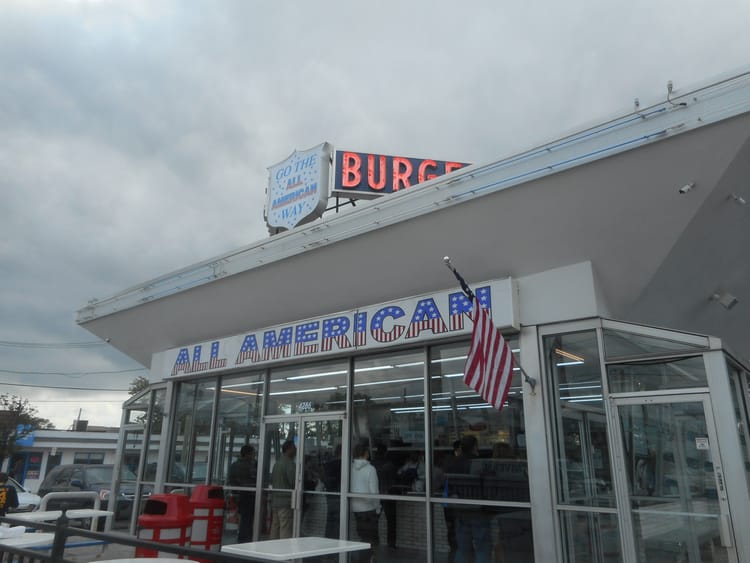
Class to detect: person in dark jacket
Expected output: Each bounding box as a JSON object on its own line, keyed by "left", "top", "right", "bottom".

{"left": 446, "top": 436, "right": 491, "bottom": 563}
{"left": 228, "top": 445, "right": 257, "bottom": 542}
{"left": 0, "top": 472, "right": 19, "bottom": 516}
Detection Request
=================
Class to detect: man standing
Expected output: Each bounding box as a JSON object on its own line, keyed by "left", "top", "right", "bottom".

{"left": 228, "top": 445, "right": 257, "bottom": 543}
{"left": 270, "top": 440, "right": 297, "bottom": 539}
{"left": 0, "top": 472, "right": 19, "bottom": 517}
{"left": 351, "top": 442, "right": 381, "bottom": 563}
{"left": 447, "top": 435, "right": 490, "bottom": 563}
{"left": 322, "top": 444, "right": 342, "bottom": 539}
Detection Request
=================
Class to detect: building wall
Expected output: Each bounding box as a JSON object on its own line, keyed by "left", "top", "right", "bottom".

{"left": 2, "top": 429, "right": 119, "bottom": 492}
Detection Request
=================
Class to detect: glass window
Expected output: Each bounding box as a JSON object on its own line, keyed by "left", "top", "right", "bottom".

{"left": 73, "top": 452, "right": 105, "bottom": 464}
{"left": 607, "top": 356, "right": 707, "bottom": 392}
{"left": 559, "top": 511, "right": 622, "bottom": 563}
{"left": 432, "top": 503, "right": 534, "bottom": 562}
{"left": 603, "top": 328, "right": 708, "bottom": 361}
{"left": 431, "top": 339, "right": 528, "bottom": 504}
{"left": 168, "top": 379, "right": 217, "bottom": 485}
{"left": 545, "top": 331, "right": 615, "bottom": 508}
{"left": 215, "top": 370, "right": 264, "bottom": 486}
{"left": 726, "top": 361, "right": 750, "bottom": 489}
{"left": 268, "top": 360, "right": 348, "bottom": 415}
{"left": 141, "top": 389, "right": 166, "bottom": 482}
{"left": 349, "top": 497, "right": 427, "bottom": 560}
{"left": 351, "top": 349, "right": 426, "bottom": 496}
{"left": 125, "top": 391, "right": 150, "bottom": 424}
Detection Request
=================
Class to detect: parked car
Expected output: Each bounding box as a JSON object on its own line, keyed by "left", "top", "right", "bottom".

{"left": 38, "top": 464, "right": 144, "bottom": 520}
{"left": 6, "top": 475, "right": 41, "bottom": 513}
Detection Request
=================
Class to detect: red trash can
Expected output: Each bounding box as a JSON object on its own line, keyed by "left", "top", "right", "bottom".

{"left": 189, "top": 485, "right": 225, "bottom": 554}
{"left": 136, "top": 494, "right": 192, "bottom": 558}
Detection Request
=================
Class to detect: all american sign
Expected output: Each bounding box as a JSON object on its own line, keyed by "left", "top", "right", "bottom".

{"left": 156, "top": 278, "right": 518, "bottom": 379}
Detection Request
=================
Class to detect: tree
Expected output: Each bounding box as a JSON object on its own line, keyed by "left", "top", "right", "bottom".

{"left": 0, "top": 394, "right": 54, "bottom": 466}
{"left": 128, "top": 375, "right": 150, "bottom": 396}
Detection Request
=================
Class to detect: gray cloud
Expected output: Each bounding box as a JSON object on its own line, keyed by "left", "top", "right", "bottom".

{"left": 2, "top": 0, "right": 749, "bottom": 427}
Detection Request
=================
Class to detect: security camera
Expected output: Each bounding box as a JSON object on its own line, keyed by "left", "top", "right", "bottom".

{"left": 678, "top": 182, "right": 695, "bottom": 194}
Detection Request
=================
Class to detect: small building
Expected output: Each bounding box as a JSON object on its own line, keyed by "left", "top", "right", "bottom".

{"left": 1, "top": 428, "right": 119, "bottom": 492}
{"left": 77, "top": 69, "right": 750, "bottom": 562}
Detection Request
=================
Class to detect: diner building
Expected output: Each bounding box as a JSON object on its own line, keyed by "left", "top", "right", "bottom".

{"left": 76, "top": 68, "right": 750, "bottom": 563}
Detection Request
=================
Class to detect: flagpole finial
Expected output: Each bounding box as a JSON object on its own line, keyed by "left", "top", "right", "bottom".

{"left": 442, "top": 256, "right": 474, "bottom": 300}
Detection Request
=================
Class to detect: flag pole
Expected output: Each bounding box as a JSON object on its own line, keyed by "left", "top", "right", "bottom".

{"left": 442, "top": 256, "right": 537, "bottom": 394}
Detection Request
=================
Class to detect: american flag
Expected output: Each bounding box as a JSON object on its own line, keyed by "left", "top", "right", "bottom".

{"left": 406, "top": 298, "right": 447, "bottom": 337}
{"left": 464, "top": 296, "right": 514, "bottom": 411}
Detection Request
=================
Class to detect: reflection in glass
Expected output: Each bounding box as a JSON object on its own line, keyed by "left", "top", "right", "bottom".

{"left": 431, "top": 503, "right": 534, "bottom": 563}
{"left": 560, "top": 511, "right": 622, "bottom": 563}
{"left": 618, "top": 401, "right": 730, "bottom": 563}
{"left": 727, "top": 362, "right": 750, "bottom": 489}
{"left": 607, "top": 356, "right": 707, "bottom": 393}
{"left": 430, "top": 340, "right": 528, "bottom": 504}
{"left": 268, "top": 360, "right": 348, "bottom": 414}
{"left": 346, "top": 498, "right": 427, "bottom": 562}
{"left": 215, "top": 371, "right": 264, "bottom": 486}
{"left": 169, "top": 379, "right": 217, "bottom": 484}
{"left": 603, "top": 329, "right": 708, "bottom": 361}
{"left": 300, "top": 419, "right": 343, "bottom": 539}
{"left": 545, "top": 331, "right": 615, "bottom": 509}
{"left": 351, "top": 350, "right": 427, "bottom": 497}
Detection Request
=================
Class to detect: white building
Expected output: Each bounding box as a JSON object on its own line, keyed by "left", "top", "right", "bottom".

{"left": 2, "top": 429, "right": 119, "bottom": 493}
{"left": 76, "top": 68, "right": 750, "bottom": 563}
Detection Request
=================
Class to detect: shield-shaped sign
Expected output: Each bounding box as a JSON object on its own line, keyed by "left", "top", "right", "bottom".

{"left": 265, "top": 142, "right": 332, "bottom": 232}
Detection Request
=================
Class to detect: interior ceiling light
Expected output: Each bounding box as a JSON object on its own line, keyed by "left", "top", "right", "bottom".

{"left": 710, "top": 290, "right": 739, "bottom": 310}
{"left": 554, "top": 348, "right": 585, "bottom": 362}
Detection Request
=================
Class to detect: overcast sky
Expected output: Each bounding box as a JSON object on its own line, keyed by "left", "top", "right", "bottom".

{"left": 2, "top": 0, "right": 749, "bottom": 429}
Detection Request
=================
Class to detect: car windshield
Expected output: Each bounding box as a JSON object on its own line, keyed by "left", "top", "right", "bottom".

{"left": 86, "top": 466, "right": 137, "bottom": 484}
{"left": 7, "top": 477, "right": 24, "bottom": 492}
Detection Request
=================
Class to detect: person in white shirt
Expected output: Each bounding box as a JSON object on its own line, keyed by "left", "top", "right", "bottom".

{"left": 351, "top": 442, "right": 381, "bottom": 563}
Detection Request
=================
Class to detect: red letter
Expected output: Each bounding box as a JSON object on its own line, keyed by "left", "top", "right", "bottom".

{"left": 341, "top": 152, "right": 361, "bottom": 188}
{"left": 367, "top": 154, "right": 387, "bottom": 190}
{"left": 445, "top": 161, "right": 464, "bottom": 174}
{"left": 392, "top": 157, "right": 413, "bottom": 191}
{"left": 418, "top": 160, "right": 438, "bottom": 183}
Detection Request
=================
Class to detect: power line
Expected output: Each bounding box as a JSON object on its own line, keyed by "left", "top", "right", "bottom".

{"left": 31, "top": 399, "right": 127, "bottom": 403}
{"left": 1, "top": 381, "right": 129, "bottom": 392}
{"left": 0, "top": 368, "right": 145, "bottom": 376}
{"left": 0, "top": 339, "right": 108, "bottom": 349}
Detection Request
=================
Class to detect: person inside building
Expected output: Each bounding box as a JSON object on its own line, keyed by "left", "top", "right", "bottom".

{"left": 371, "top": 442, "right": 397, "bottom": 549}
{"left": 228, "top": 444, "right": 257, "bottom": 543}
{"left": 446, "top": 435, "right": 491, "bottom": 563}
{"left": 270, "top": 440, "right": 297, "bottom": 539}
{"left": 0, "top": 472, "right": 19, "bottom": 516}
{"left": 351, "top": 441, "right": 381, "bottom": 563}
{"left": 322, "top": 443, "right": 342, "bottom": 539}
{"left": 441, "top": 439, "right": 462, "bottom": 561}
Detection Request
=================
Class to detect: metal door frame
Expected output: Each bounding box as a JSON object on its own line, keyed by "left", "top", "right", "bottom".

{"left": 257, "top": 412, "right": 347, "bottom": 539}
{"left": 608, "top": 392, "right": 736, "bottom": 563}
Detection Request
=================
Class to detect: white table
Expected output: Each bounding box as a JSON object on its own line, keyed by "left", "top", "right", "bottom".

{"left": 0, "top": 532, "right": 55, "bottom": 548}
{"left": 222, "top": 537, "right": 370, "bottom": 561}
{"left": 10, "top": 509, "right": 113, "bottom": 522}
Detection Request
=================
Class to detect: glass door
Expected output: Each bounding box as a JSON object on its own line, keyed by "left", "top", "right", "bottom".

{"left": 259, "top": 414, "right": 345, "bottom": 540}
{"left": 612, "top": 395, "right": 735, "bottom": 563}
